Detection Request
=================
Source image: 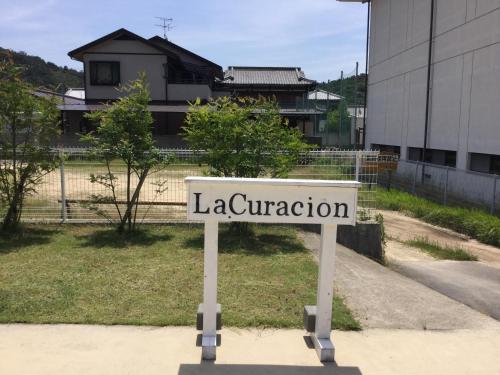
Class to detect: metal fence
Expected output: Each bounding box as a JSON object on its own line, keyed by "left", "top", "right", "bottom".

{"left": 380, "top": 159, "right": 500, "bottom": 215}
{"left": 1, "top": 148, "right": 382, "bottom": 223}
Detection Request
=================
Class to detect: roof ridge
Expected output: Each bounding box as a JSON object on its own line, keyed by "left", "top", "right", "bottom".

{"left": 68, "top": 28, "right": 180, "bottom": 61}
{"left": 227, "top": 66, "right": 302, "bottom": 71}
{"left": 148, "top": 36, "right": 222, "bottom": 70}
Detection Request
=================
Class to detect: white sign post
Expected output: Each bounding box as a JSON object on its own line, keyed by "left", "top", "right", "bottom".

{"left": 186, "top": 177, "right": 360, "bottom": 361}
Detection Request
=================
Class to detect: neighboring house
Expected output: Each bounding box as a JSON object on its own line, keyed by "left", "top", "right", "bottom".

{"left": 65, "top": 88, "right": 85, "bottom": 100}
{"left": 61, "top": 28, "right": 223, "bottom": 147}
{"left": 307, "top": 89, "right": 342, "bottom": 111}
{"left": 339, "top": 0, "right": 500, "bottom": 175}
{"left": 347, "top": 106, "right": 364, "bottom": 146}
{"left": 217, "top": 66, "right": 320, "bottom": 139}
{"left": 59, "top": 28, "right": 321, "bottom": 147}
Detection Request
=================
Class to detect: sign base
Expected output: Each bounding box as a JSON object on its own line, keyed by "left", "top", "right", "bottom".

{"left": 201, "top": 335, "right": 217, "bottom": 360}
{"left": 310, "top": 334, "right": 335, "bottom": 362}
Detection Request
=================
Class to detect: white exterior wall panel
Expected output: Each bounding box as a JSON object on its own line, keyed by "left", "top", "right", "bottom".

{"left": 365, "top": 0, "right": 500, "bottom": 170}
{"left": 428, "top": 56, "right": 463, "bottom": 151}
{"left": 406, "top": 67, "right": 427, "bottom": 148}
{"left": 385, "top": 75, "right": 405, "bottom": 146}
{"left": 476, "top": 0, "right": 500, "bottom": 16}
{"left": 469, "top": 43, "right": 500, "bottom": 155}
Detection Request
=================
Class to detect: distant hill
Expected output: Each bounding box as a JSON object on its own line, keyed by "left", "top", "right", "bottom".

{"left": 319, "top": 73, "right": 367, "bottom": 106}
{"left": 0, "top": 47, "right": 83, "bottom": 94}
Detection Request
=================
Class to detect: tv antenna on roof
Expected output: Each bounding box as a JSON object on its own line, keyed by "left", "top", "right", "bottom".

{"left": 155, "top": 17, "right": 174, "bottom": 40}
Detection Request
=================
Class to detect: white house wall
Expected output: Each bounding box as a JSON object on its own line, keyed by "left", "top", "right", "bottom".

{"left": 366, "top": 0, "right": 500, "bottom": 170}
{"left": 84, "top": 53, "right": 167, "bottom": 102}
{"left": 83, "top": 39, "right": 168, "bottom": 102}
{"left": 167, "top": 84, "right": 212, "bottom": 101}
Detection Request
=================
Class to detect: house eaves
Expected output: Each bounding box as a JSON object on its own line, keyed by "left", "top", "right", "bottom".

{"left": 148, "top": 36, "right": 223, "bottom": 73}
{"left": 67, "top": 28, "right": 181, "bottom": 62}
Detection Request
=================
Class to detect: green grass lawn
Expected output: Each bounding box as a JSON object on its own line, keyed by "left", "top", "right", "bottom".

{"left": 403, "top": 237, "right": 477, "bottom": 261}
{"left": 377, "top": 188, "right": 500, "bottom": 248}
{"left": 0, "top": 224, "right": 359, "bottom": 330}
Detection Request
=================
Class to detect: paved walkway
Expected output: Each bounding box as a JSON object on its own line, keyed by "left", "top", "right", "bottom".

{"left": 1, "top": 324, "right": 499, "bottom": 375}
{"left": 391, "top": 260, "right": 500, "bottom": 320}
{"left": 298, "top": 231, "right": 499, "bottom": 330}
{"left": 378, "top": 210, "right": 500, "bottom": 321}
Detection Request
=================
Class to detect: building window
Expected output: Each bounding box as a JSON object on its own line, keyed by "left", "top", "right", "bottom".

{"left": 372, "top": 144, "right": 400, "bottom": 156}
{"left": 407, "top": 147, "right": 456, "bottom": 167}
{"left": 470, "top": 153, "right": 500, "bottom": 175}
{"left": 89, "top": 61, "right": 120, "bottom": 86}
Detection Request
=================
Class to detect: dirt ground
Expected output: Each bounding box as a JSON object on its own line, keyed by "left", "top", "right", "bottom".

{"left": 379, "top": 210, "right": 500, "bottom": 268}
{"left": 22, "top": 165, "right": 200, "bottom": 221}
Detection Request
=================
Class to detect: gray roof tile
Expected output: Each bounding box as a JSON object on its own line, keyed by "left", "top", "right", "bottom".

{"left": 222, "top": 66, "right": 316, "bottom": 86}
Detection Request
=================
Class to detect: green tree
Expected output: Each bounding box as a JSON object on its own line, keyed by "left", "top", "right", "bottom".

{"left": 184, "top": 96, "right": 310, "bottom": 178}
{"left": 82, "top": 73, "right": 168, "bottom": 233}
{"left": 0, "top": 47, "right": 83, "bottom": 93}
{"left": 0, "top": 55, "right": 60, "bottom": 231}
{"left": 326, "top": 101, "right": 351, "bottom": 134}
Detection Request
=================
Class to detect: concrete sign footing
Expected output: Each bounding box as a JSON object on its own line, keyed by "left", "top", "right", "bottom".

{"left": 201, "top": 335, "right": 217, "bottom": 361}
{"left": 303, "top": 305, "right": 317, "bottom": 332}
{"left": 311, "top": 334, "right": 335, "bottom": 362}
{"left": 197, "top": 303, "right": 222, "bottom": 331}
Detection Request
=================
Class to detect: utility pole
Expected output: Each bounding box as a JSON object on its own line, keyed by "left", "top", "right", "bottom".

{"left": 362, "top": 0, "right": 371, "bottom": 150}
{"left": 339, "top": 70, "right": 344, "bottom": 144}
{"left": 353, "top": 62, "right": 359, "bottom": 147}
{"left": 155, "top": 17, "right": 174, "bottom": 40}
{"left": 422, "top": 0, "right": 435, "bottom": 183}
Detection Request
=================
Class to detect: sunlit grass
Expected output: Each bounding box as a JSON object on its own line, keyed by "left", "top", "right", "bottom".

{"left": 0, "top": 224, "right": 360, "bottom": 330}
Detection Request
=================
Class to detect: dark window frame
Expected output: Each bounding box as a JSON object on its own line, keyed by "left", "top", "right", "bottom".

{"left": 89, "top": 61, "right": 120, "bottom": 86}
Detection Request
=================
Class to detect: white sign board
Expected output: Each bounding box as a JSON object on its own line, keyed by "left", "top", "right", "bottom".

{"left": 185, "top": 176, "right": 360, "bottom": 362}
{"left": 186, "top": 177, "right": 359, "bottom": 225}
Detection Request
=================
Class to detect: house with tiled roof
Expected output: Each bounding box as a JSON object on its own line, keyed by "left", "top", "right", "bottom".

{"left": 59, "top": 28, "right": 321, "bottom": 146}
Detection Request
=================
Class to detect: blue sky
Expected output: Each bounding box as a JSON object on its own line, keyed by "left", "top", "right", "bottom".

{"left": 0, "top": 0, "right": 368, "bottom": 82}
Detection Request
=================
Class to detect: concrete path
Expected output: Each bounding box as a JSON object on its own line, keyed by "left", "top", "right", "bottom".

{"left": 378, "top": 210, "right": 500, "bottom": 321}
{"left": 392, "top": 260, "right": 500, "bottom": 320}
{"left": 297, "top": 231, "right": 499, "bottom": 330}
{"left": 379, "top": 210, "right": 500, "bottom": 268}
{"left": 1, "top": 324, "right": 500, "bottom": 375}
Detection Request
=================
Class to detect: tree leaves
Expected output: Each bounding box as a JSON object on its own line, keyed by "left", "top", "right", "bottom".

{"left": 184, "top": 96, "right": 310, "bottom": 179}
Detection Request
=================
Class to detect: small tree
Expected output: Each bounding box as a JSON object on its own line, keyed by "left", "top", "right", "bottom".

{"left": 184, "top": 96, "right": 309, "bottom": 178}
{"left": 326, "top": 100, "right": 350, "bottom": 133}
{"left": 82, "top": 73, "right": 167, "bottom": 233}
{"left": 0, "top": 54, "right": 60, "bottom": 231}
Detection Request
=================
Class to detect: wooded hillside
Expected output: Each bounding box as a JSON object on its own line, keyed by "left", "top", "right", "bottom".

{"left": 319, "top": 73, "right": 367, "bottom": 106}
{"left": 0, "top": 47, "right": 83, "bottom": 93}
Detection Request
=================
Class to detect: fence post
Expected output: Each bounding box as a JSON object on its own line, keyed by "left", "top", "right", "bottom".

{"left": 60, "top": 157, "right": 67, "bottom": 222}
{"left": 355, "top": 152, "right": 361, "bottom": 182}
{"left": 412, "top": 163, "right": 418, "bottom": 194}
{"left": 443, "top": 168, "right": 449, "bottom": 206}
{"left": 491, "top": 176, "right": 498, "bottom": 215}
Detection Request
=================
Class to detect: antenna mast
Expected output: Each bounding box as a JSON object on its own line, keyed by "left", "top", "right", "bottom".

{"left": 155, "top": 17, "right": 174, "bottom": 40}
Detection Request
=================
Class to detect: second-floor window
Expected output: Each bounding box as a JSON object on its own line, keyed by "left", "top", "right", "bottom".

{"left": 89, "top": 61, "right": 120, "bottom": 86}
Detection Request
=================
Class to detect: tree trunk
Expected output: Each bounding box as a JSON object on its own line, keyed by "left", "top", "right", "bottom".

{"left": 2, "top": 190, "right": 21, "bottom": 232}
{"left": 119, "top": 169, "right": 149, "bottom": 233}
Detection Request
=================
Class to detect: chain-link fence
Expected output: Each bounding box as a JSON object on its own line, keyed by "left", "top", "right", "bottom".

{"left": 1, "top": 148, "right": 382, "bottom": 223}
{"left": 308, "top": 63, "right": 366, "bottom": 148}
{"left": 379, "top": 159, "right": 500, "bottom": 215}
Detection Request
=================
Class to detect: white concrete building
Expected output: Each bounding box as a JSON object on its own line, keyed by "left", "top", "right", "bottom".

{"left": 339, "top": 0, "right": 500, "bottom": 175}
